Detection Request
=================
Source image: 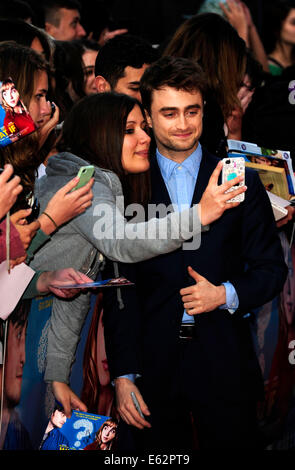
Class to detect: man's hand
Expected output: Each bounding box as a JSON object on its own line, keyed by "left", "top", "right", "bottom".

{"left": 114, "top": 377, "right": 151, "bottom": 430}
{"left": 180, "top": 266, "right": 226, "bottom": 315}
{"left": 198, "top": 160, "right": 247, "bottom": 226}
{"left": 276, "top": 205, "right": 295, "bottom": 228}
{"left": 52, "top": 382, "right": 87, "bottom": 418}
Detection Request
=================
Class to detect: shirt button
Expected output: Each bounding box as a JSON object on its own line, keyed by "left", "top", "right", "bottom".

{"left": 178, "top": 166, "right": 182, "bottom": 170}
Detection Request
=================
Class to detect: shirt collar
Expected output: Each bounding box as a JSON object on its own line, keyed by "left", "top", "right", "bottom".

{"left": 156, "top": 143, "right": 202, "bottom": 182}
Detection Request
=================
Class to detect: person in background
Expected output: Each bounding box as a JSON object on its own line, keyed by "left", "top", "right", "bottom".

{"left": 42, "top": 0, "right": 86, "bottom": 41}
{"left": 0, "top": 0, "right": 34, "bottom": 23}
{"left": 0, "top": 18, "right": 54, "bottom": 69}
{"left": 52, "top": 40, "right": 86, "bottom": 120}
{"left": 163, "top": 12, "right": 248, "bottom": 157}
{"left": 79, "top": 0, "right": 128, "bottom": 47}
{"left": 94, "top": 34, "right": 158, "bottom": 103}
{"left": 0, "top": 42, "right": 94, "bottom": 259}
{"left": 216, "top": 0, "right": 269, "bottom": 73}
{"left": 262, "top": 0, "right": 295, "bottom": 76}
{"left": 76, "top": 38, "right": 100, "bottom": 96}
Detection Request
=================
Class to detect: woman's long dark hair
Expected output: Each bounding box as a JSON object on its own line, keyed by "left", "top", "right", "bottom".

{"left": 262, "top": 0, "right": 295, "bottom": 62}
{"left": 163, "top": 13, "right": 247, "bottom": 119}
{"left": 52, "top": 40, "right": 86, "bottom": 121}
{"left": 57, "top": 92, "right": 151, "bottom": 207}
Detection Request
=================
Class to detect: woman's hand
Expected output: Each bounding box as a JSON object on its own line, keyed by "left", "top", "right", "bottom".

{"left": 0, "top": 164, "right": 23, "bottom": 219}
{"left": 36, "top": 268, "right": 94, "bottom": 298}
{"left": 219, "top": 0, "right": 249, "bottom": 46}
{"left": 10, "top": 209, "right": 40, "bottom": 249}
{"left": 9, "top": 254, "right": 27, "bottom": 270}
{"left": 38, "top": 176, "right": 94, "bottom": 234}
{"left": 37, "top": 101, "right": 60, "bottom": 149}
{"left": 198, "top": 160, "right": 247, "bottom": 226}
{"left": 52, "top": 382, "right": 87, "bottom": 418}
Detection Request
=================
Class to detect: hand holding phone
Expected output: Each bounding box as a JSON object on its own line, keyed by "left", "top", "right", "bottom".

{"left": 222, "top": 157, "right": 245, "bottom": 203}
{"left": 71, "top": 165, "right": 95, "bottom": 192}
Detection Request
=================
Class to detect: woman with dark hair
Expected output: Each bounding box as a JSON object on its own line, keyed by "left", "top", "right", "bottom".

{"left": 75, "top": 38, "right": 100, "bottom": 95}
{"left": 262, "top": 0, "right": 295, "bottom": 76}
{"left": 30, "top": 91, "right": 246, "bottom": 415}
{"left": 52, "top": 40, "right": 86, "bottom": 120}
{"left": 163, "top": 12, "right": 248, "bottom": 156}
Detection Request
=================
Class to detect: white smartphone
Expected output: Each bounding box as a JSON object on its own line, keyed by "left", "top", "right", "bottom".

{"left": 222, "top": 157, "right": 245, "bottom": 203}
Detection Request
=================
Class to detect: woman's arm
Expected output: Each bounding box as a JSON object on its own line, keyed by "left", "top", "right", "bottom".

{"left": 75, "top": 161, "right": 246, "bottom": 263}
{"left": 37, "top": 176, "right": 94, "bottom": 235}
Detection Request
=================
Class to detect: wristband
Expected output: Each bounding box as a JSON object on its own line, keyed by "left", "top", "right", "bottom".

{"left": 42, "top": 211, "right": 58, "bottom": 229}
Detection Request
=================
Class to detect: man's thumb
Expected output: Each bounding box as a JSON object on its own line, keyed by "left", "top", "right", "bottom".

{"left": 187, "top": 266, "right": 205, "bottom": 282}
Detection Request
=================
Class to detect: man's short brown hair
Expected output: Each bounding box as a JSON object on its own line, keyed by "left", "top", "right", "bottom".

{"left": 140, "top": 56, "right": 207, "bottom": 114}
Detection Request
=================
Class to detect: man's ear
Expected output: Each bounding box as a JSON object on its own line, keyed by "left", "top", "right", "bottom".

{"left": 95, "top": 76, "right": 111, "bottom": 93}
{"left": 44, "top": 22, "right": 57, "bottom": 38}
{"left": 144, "top": 109, "right": 152, "bottom": 129}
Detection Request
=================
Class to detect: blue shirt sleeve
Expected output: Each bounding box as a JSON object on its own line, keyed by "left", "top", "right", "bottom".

{"left": 114, "top": 374, "right": 141, "bottom": 383}
{"left": 220, "top": 282, "right": 239, "bottom": 313}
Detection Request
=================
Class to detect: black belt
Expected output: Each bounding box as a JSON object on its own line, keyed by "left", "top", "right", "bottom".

{"left": 179, "top": 323, "right": 195, "bottom": 340}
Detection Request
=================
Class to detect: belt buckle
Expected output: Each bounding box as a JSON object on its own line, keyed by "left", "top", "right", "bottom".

{"left": 179, "top": 323, "right": 194, "bottom": 340}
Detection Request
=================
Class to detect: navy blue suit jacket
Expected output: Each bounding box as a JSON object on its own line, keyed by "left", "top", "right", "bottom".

{"left": 103, "top": 148, "right": 287, "bottom": 404}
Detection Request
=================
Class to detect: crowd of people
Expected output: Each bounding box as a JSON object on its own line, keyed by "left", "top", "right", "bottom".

{"left": 0, "top": 0, "right": 295, "bottom": 451}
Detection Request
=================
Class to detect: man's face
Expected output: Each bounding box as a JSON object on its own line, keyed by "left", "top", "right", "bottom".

{"left": 4, "top": 321, "right": 26, "bottom": 408}
{"left": 148, "top": 86, "right": 204, "bottom": 161}
{"left": 51, "top": 409, "right": 67, "bottom": 428}
{"left": 114, "top": 64, "right": 149, "bottom": 102}
{"left": 47, "top": 8, "right": 86, "bottom": 40}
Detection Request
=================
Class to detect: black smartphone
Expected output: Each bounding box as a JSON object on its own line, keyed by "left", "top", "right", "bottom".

{"left": 26, "top": 197, "right": 40, "bottom": 223}
{"left": 50, "top": 102, "right": 56, "bottom": 118}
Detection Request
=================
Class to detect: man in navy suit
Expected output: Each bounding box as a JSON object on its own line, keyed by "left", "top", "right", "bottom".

{"left": 103, "top": 56, "right": 287, "bottom": 450}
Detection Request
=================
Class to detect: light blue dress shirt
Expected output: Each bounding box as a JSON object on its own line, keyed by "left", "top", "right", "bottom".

{"left": 156, "top": 144, "right": 239, "bottom": 322}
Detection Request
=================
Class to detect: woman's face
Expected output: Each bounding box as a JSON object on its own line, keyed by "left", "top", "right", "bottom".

{"left": 121, "top": 104, "right": 151, "bottom": 174}
{"left": 28, "top": 70, "right": 51, "bottom": 129}
{"left": 83, "top": 49, "right": 99, "bottom": 95}
{"left": 2, "top": 85, "right": 19, "bottom": 108}
{"left": 281, "top": 8, "right": 295, "bottom": 45}
{"left": 101, "top": 424, "right": 117, "bottom": 443}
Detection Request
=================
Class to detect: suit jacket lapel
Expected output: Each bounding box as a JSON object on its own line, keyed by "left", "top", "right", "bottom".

{"left": 191, "top": 148, "right": 221, "bottom": 206}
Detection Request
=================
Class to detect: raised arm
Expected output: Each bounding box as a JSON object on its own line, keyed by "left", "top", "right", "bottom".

{"left": 74, "top": 162, "right": 246, "bottom": 263}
